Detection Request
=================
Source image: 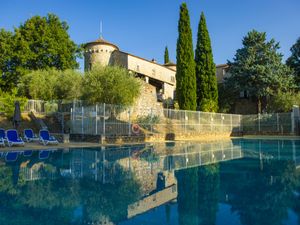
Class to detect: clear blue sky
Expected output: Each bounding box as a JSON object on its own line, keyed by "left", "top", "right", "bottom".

{"left": 1, "top": 0, "right": 300, "bottom": 70}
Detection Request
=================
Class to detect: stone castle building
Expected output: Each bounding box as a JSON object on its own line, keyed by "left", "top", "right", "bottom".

{"left": 83, "top": 37, "right": 234, "bottom": 107}
{"left": 84, "top": 37, "right": 176, "bottom": 101}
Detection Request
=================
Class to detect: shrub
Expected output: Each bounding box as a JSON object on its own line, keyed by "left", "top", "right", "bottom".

{"left": 82, "top": 65, "right": 141, "bottom": 106}
{"left": 136, "top": 115, "right": 160, "bottom": 130}
{"left": 268, "top": 91, "right": 300, "bottom": 112}
{"left": 18, "top": 69, "right": 83, "bottom": 101}
{"left": 0, "top": 89, "right": 27, "bottom": 119}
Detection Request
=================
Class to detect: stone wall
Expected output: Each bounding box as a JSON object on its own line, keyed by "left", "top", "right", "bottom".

{"left": 130, "top": 83, "right": 164, "bottom": 119}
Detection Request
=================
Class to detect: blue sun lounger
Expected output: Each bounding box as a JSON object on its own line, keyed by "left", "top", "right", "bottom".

{"left": 6, "top": 129, "right": 25, "bottom": 147}
{"left": 0, "top": 138, "right": 4, "bottom": 147}
{"left": 23, "top": 150, "right": 33, "bottom": 157}
{"left": 24, "top": 129, "right": 39, "bottom": 142}
{"left": 39, "top": 150, "right": 50, "bottom": 160}
{"left": 0, "top": 128, "right": 6, "bottom": 147}
{"left": 5, "top": 151, "right": 19, "bottom": 162}
{"left": 39, "top": 130, "right": 58, "bottom": 146}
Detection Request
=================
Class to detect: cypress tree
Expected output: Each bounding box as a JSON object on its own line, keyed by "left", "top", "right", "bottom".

{"left": 164, "top": 46, "right": 170, "bottom": 64}
{"left": 176, "top": 3, "right": 197, "bottom": 110}
{"left": 195, "top": 12, "right": 218, "bottom": 112}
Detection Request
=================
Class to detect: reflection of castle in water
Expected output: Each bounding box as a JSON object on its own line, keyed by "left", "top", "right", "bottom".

{"left": 13, "top": 140, "right": 243, "bottom": 221}
{"left": 1, "top": 139, "right": 300, "bottom": 224}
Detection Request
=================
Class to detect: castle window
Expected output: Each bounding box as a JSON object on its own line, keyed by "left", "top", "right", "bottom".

{"left": 171, "top": 76, "right": 175, "bottom": 83}
{"left": 136, "top": 65, "right": 140, "bottom": 71}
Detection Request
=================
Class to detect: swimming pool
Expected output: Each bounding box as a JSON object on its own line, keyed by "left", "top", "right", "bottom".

{"left": 0, "top": 139, "right": 299, "bottom": 224}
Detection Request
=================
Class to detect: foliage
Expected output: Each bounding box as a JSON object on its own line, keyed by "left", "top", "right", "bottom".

{"left": 55, "top": 69, "right": 83, "bottom": 100}
{"left": 164, "top": 46, "right": 170, "bottom": 64}
{"left": 226, "top": 30, "right": 295, "bottom": 113}
{"left": 268, "top": 91, "right": 300, "bottom": 112}
{"left": 15, "top": 14, "right": 80, "bottom": 71}
{"left": 176, "top": 3, "right": 197, "bottom": 110}
{"left": 197, "top": 164, "right": 220, "bottom": 225}
{"left": 195, "top": 12, "right": 218, "bottom": 112}
{"left": 82, "top": 65, "right": 141, "bottom": 106}
{"left": 229, "top": 159, "right": 298, "bottom": 225}
{"left": 0, "top": 29, "right": 17, "bottom": 91}
{"left": 217, "top": 83, "right": 237, "bottom": 113}
{"left": 0, "top": 14, "right": 80, "bottom": 91}
{"left": 136, "top": 114, "right": 160, "bottom": 130}
{"left": 199, "top": 98, "right": 218, "bottom": 113}
{"left": 0, "top": 88, "right": 27, "bottom": 118}
{"left": 0, "top": 150, "right": 142, "bottom": 224}
{"left": 19, "top": 69, "right": 58, "bottom": 100}
{"left": 18, "top": 69, "right": 83, "bottom": 101}
{"left": 287, "top": 37, "right": 300, "bottom": 86}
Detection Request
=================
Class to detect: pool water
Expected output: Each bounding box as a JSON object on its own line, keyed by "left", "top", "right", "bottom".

{"left": 0, "top": 139, "right": 300, "bottom": 225}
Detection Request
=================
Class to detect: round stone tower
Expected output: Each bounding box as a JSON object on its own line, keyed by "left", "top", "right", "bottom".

{"left": 83, "top": 38, "right": 119, "bottom": 71}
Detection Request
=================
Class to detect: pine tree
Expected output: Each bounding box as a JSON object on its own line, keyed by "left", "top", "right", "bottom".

{"left": 195, "top": 12, "right": 218, "bottom": 112}
{"left": 164, "top": 46, "right": 170, "bottom": 64}
{"left": 226, "top": 30, "right": 294, "bottom": 113}
{"left": 176, "top": 3, "right": 197, "bottom": 110}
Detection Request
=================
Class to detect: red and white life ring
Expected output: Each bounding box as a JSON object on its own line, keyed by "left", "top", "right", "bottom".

{"left": 131, "top": 124, "right": 140, "bottom": 134}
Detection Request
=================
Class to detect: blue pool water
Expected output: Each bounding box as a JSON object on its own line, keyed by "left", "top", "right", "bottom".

{"left": 0, "top": 139, "right": 300, "bottom": 225}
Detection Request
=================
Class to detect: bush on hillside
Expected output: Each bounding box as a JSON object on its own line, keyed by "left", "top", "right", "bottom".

{"left": 18, "top": 69, "right": 83, "bottom": 101}
{"left": 0, "top": 89, "right": 27, "bottom": 119}
{"left": 82, "top": 65, "right": 141, "bottom": 106}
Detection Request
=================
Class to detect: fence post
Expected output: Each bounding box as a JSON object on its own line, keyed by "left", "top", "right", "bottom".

{"left": 198, "top": 111, "right": 201, "bottom": 132}
{"left": 239, "top": 115, "right": 242, "bottom": 133}
{"left": 150, "top": 108, "right": 153, "bottom": 133}
{"left": 103, "top": 103, "right": 106, "bottom": 136}
{"left": 258, "top": 113, "right": 261, "bottom": 133}
{"left": 230, "top": 114, "right": 233, "bottom": 131}
{"left": 81, "top": 107, "right": 84, "bottom": 137}
{"left": 292, "top": 105, "right": 300, "bottom": 135}
{"left": 185, "top": 110, "right": 187, "bottom": 133}
{"left": 70, "top": 108, "right": 73, "bottom": 133}
{"left": 61, "top": 113, "right": 64, "bottom": 134}
{"left": 95, "top": 104, "right": 98, "bottom": 135}
{"left": 291, "top": 111, "right": 295, "bottom": 135}
{"left": 221, "top": 114, "right": 223, "bottom": 133}
{"left": 128, "top": 109, "right": 132, "bottom": 136}
{"left": 277, "top": 113, "right": 279, "bottom": 133}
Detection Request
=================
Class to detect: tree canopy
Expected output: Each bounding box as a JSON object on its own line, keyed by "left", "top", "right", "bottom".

{"left": 0, "top": 14, "right": 80, "bottom": 91}
{"left": 195, "top": 12, "right": 218, "bottom": 112}
{"left": 18, "top": 69, "right": 82, "bottom": 101}
{"left": 176, "top": 3, "right": 197, "bottom": 110}
{"left": 0, "top": 29, "right": 17, "bottom": 91}
{"left": 82, "top": 65, "right": 141, "bottom": 106}
{"left": 287, "top": 37, "right": 300, "bottom": 86}
{"left": 225, "top": 30, "right": 294, "bottom": 113}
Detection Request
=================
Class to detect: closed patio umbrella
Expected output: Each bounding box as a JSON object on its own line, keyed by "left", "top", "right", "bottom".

{"left": 13, "top": 101, "right": 21, "bottom": 129}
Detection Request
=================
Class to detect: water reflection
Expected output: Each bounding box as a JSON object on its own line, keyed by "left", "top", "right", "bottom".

{"left": 0, "top": 139, "right": 299, "bottom": 224}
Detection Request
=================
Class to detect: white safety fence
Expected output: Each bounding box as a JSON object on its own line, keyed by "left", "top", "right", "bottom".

{"left": 70, "top": 103, "right": 243, "bottom": 136}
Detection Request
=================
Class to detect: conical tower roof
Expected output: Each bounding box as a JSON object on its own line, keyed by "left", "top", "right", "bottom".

{"left": 84, "top": 37, "right": 119, "bottom": 50}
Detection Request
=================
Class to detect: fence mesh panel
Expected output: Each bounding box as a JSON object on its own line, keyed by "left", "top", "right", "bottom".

{"left": 16, "top": 100, "right": 295, "bottom": 136}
